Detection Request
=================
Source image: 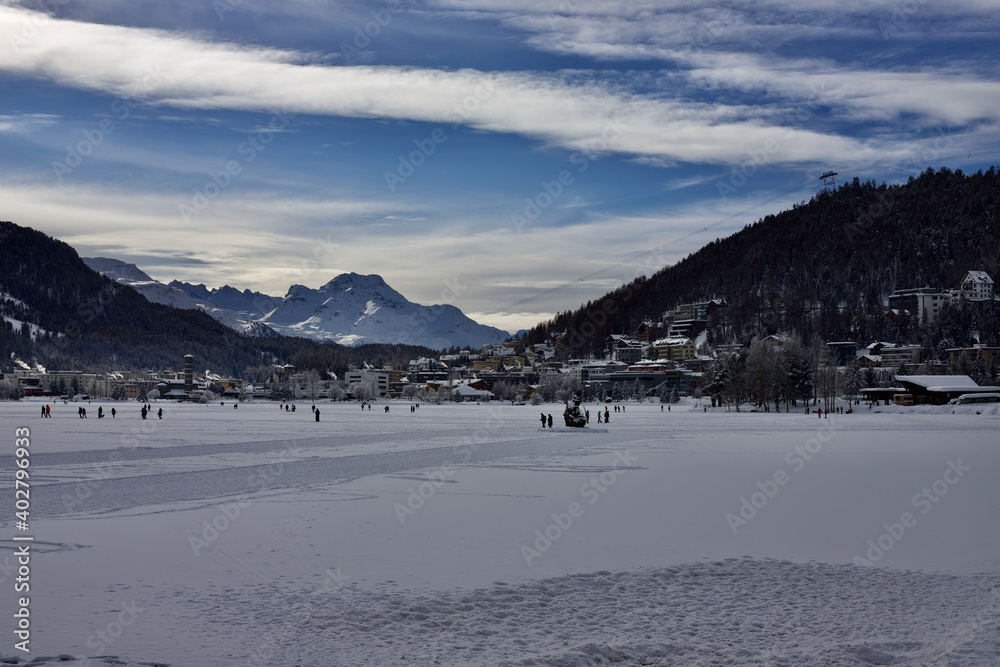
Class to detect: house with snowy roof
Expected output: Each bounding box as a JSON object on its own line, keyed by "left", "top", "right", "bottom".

{"left": 651, "top": 337, "right": 696, "bottom": 361}
{"left": 958, "top": 271, "right": 993, "bottom": 301}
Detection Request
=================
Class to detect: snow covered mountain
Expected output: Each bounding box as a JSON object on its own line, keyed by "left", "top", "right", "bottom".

{"left": 83, "top": 258, "right": 281, "bottom": 337}
{"left": 82, "top": 257, "right": 203, "bottom": 311}
{"left": 259, "top": 273, "right": 510, "bottom": 349}
{"left": 83, "top": 259, "right": 509, "bottom": 349}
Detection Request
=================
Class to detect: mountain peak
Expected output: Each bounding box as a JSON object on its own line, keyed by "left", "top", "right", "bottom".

{"left": 321, "top": 273, "right": 390, "bottom": 292}
{"left": 83, "top": 257, "right": 153, "bottom": 283}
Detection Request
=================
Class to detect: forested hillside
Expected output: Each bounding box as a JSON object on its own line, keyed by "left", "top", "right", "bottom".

{"left": 526, "top": 167, "right": 1000, "bottom": 358}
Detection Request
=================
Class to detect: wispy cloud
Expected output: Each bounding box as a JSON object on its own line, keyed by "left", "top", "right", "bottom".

{"left": 0, "top": 4, "right": 902, "bottom": 169}
{"left": 0, "top": 112, "right": 59, "bottom": 133}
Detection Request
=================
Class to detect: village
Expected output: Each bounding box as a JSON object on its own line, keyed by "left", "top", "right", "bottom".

{"left": 4, "top": 270, "right": 998, "bottom": 410}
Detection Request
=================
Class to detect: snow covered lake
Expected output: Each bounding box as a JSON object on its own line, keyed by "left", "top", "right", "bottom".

{"left": 1, "top": 399, "right": 998, "bottom": 665}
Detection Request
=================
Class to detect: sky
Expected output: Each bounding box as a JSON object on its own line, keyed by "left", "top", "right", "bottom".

{"left": 1, "top": 0, "right": 999, "bottom": 334}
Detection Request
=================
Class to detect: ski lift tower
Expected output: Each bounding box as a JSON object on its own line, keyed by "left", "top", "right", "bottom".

{"left": 820, "top": 170, "right": 838, "bottom": 193}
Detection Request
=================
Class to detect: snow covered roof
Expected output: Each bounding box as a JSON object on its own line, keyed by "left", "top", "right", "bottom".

{"left": 652, "top": 337, "right": 692, "bottom": 346}
{"left": 897, "top": 375, "right": 979, "bottom": 390}
{"left": 964, "top": 270, "right": 993, "bottom": 284}
{"left": 452, "top": 385, "right": 494, "bottom": 398}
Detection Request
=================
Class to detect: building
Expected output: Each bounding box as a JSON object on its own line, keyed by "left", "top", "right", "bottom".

{"left": 651, "top": 337, "right": 696, "bottom": 362}
{"left": 895, "top": 375, "right": 1000, "bottom": 405}
{"left": 947, "top": 346, "right": 1000, "bottom": 367}
{"left": 607, "top": 335, "right": 643, "bottom": 364}
{"left": 887, "top": 287, "right": 949, "bottom": 322}
{"left": 346, "top": 370, "right": 390, "bottom": 396}
{"left": 879, "top": 345, "right": 922, "bottom": 367}
{"left": 958, "top": 271, "right": 994, "bottom": 301}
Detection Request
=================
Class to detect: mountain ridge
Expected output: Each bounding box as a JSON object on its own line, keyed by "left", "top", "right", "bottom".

{"left": 83, "top": 260, "right": 509, "bottom": 350}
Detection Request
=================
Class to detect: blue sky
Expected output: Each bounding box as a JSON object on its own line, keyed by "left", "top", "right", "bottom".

{"left": 1, "top": 0, "right": 999, "bottom": 333}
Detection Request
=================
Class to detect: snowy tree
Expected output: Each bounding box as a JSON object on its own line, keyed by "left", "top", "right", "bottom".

{"left": 863, "top": 367, "right": 878, "bottom": 390}
{"left": 841, "top": 360, "right": 863, "bottom": 401}
{"left": 970, "top": 355, "right": 989, "bottom": 386}
{"left": 198, "top": 390, "right": 217, "bottom": 404}
{"left": 111, "top": 384, "right": 128, "bottom": 401}
{"left": 0, "top": 379, "right": 24, "bottom": 400}
{"left": 669, "top": 386, "right": 679, "bottom": 404}
{"left": 328, "top": 383, "right": 346, "bottom": 401}
{"left": 786, "top": 343, "right": 814, "bottom": 409}
{"left": 135, "top": 387, "right": 148, "bottom": 402}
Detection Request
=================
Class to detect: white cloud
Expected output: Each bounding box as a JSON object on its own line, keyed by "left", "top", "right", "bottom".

{"left": 0, "top": 4, "right": 896, "bottom": 169}
{"left": 0, "top": 112, "right": 58, "bottom": 133}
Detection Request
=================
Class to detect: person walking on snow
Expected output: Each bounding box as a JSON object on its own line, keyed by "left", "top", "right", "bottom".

{"left": 540, "top": 413, "right": 546, "bottom": 428}
{"left": 547, "top": 414, "right": 553, "bottom": 428}
{"left": 158, "top": 408, "right": 163, "bottom": 419}
{"left": 315, "top": 408, "right": 320, "bottom": 422}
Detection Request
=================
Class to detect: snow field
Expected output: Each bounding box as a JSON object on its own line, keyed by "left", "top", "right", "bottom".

{"left": 0, "top": 399, "right": 997, "bottom": 665}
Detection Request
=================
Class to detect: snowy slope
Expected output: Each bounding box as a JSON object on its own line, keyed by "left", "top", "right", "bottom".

{"left": 83, "top": 257, "right": 201, "bottom": 311}
{"left": 259, "top": 272, "right": 509, "bottom": 349}
{"left": 170, "top": 281, "right": 283, "bottom": 320}
{"left": 84, "top": 260, "right": 507, "bottom": 348}
{"left": 83, "top": 258, "right": 279, "bottom": 337}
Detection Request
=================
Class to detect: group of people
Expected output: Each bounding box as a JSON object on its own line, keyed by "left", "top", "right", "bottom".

{"left": 41, "top": 404, "right": 120, "bottom": 418}
{"left": 140, "top": 404, "right": 162, "bottom": 420}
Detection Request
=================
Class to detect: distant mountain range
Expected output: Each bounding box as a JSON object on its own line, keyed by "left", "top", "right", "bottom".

{"left": 83, "top": 258, "right": 509, "bottom": 350}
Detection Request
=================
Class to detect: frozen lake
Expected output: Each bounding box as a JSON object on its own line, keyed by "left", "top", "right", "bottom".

{"left": 1, "top": 399, "right": 998, "bottom": 665}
